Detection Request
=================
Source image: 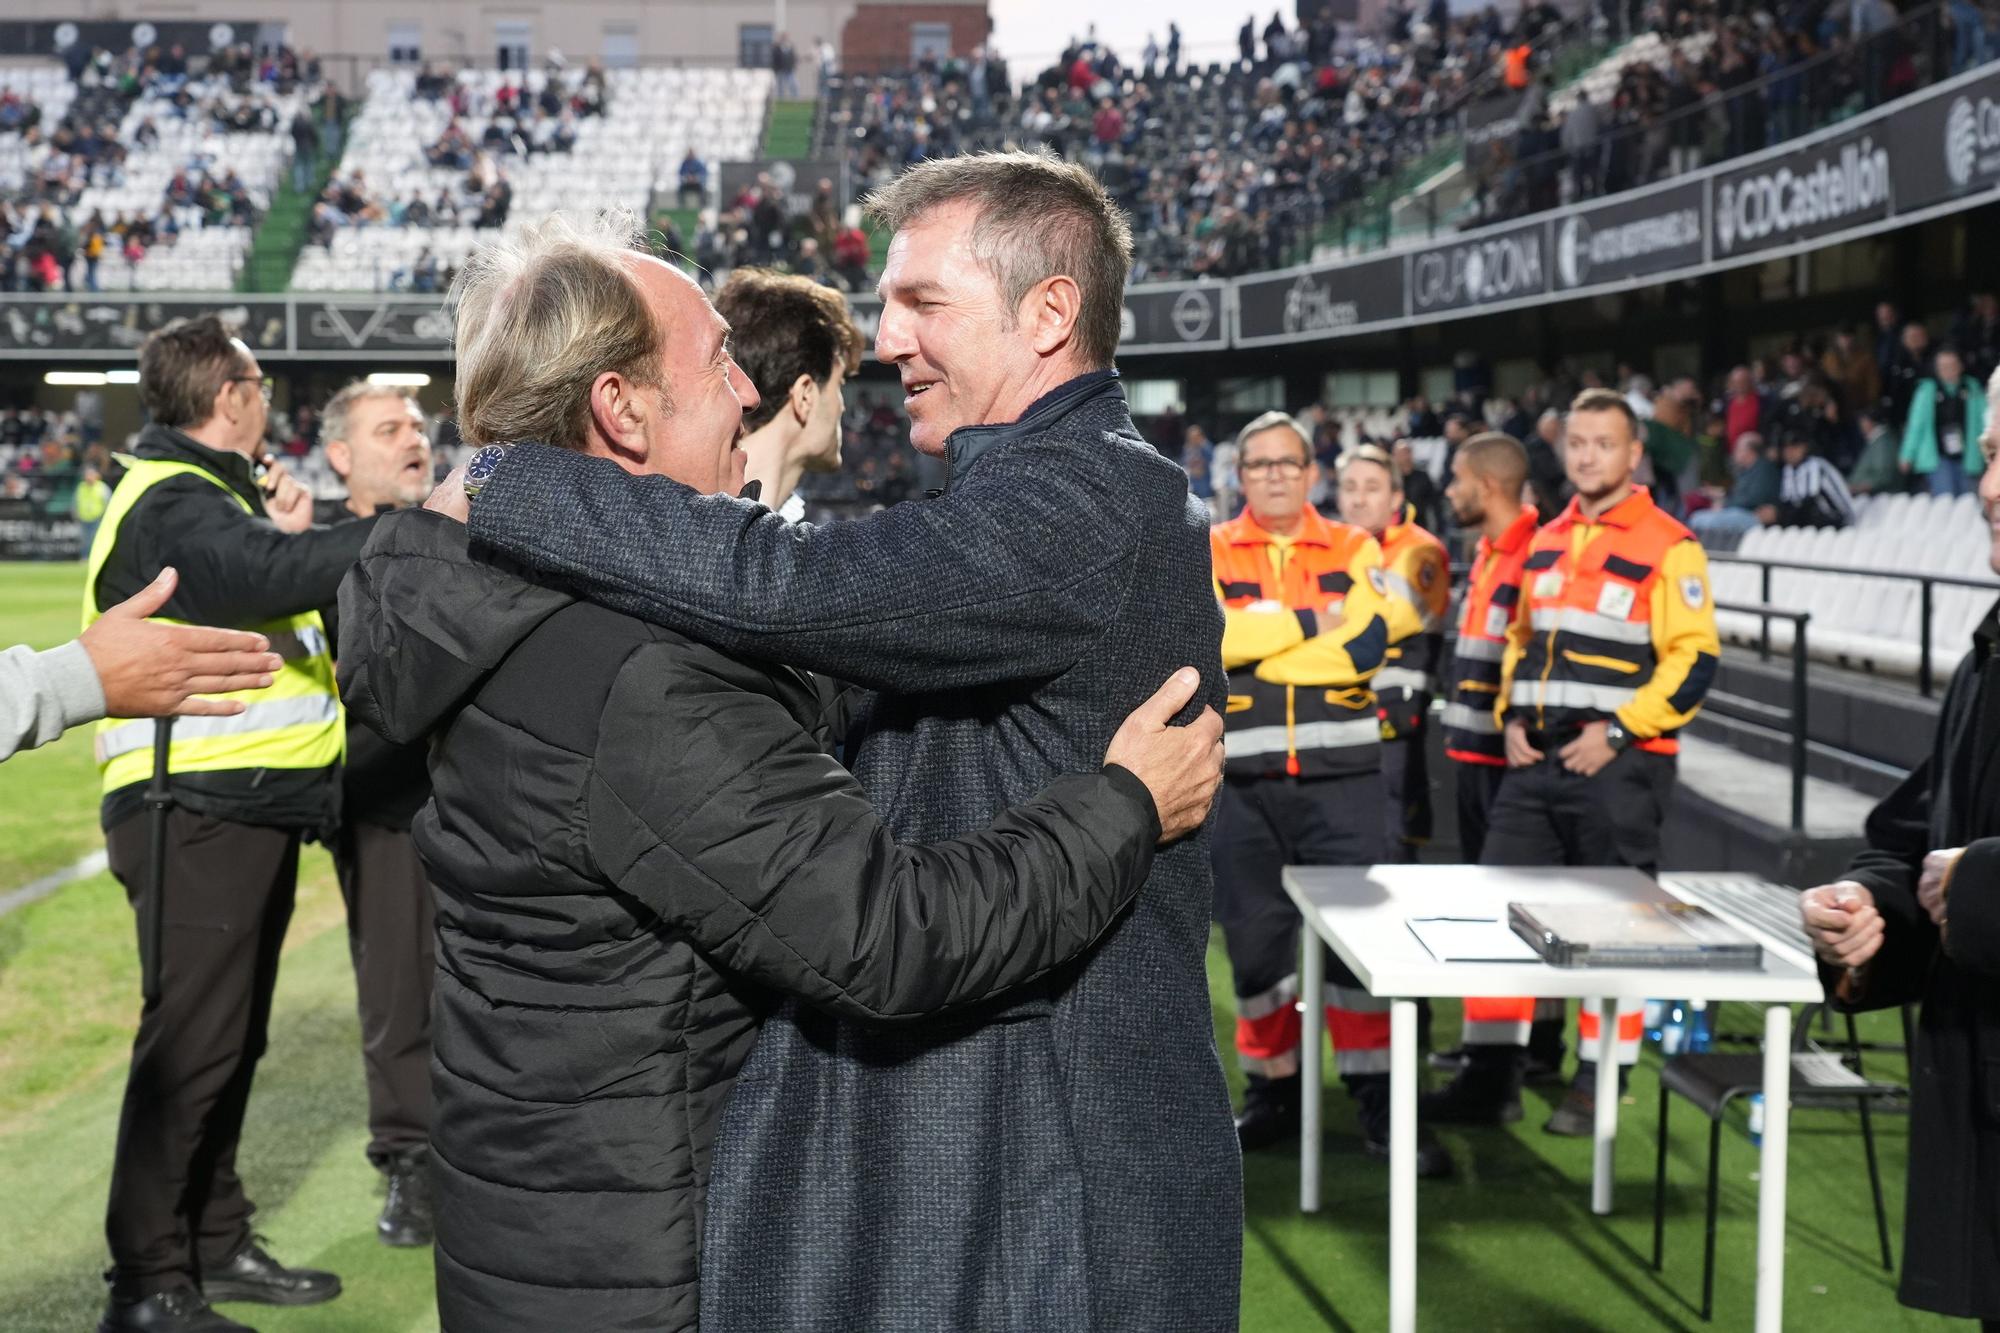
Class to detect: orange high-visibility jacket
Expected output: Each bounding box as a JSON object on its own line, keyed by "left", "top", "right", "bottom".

{"left": 1498, "top": 487, "right": 1720, "bottom": 753}
{"left": 1444, "top": 504, "right": 1539, "bottom": 766}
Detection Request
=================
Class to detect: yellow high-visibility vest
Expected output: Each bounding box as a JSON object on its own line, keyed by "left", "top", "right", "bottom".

{"left": 73, "top": 478, "right": 110, "bottom": 523}
{"left": 80, "top": 456, "right": 343, "bottom": 794}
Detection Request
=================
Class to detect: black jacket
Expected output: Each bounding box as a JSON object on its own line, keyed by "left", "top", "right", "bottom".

{"left": 315, "top": 497, "right": 429, "bottom": 829}
{"left": 1836, "top": 601, "right": 2000, "bottom": 1320}
{"left": 465, "top": 373, "right": 1241, "bottom": 1333}
{"left": 92, "top": 424, "right": 375, "bottom": 832}
{"left": 337, "top": 510, "right": 1163, "bottom": 1333}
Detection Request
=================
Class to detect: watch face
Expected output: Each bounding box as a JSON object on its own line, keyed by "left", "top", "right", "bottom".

{"left": 465, "top": 445, "right": 507, "bottom": 489}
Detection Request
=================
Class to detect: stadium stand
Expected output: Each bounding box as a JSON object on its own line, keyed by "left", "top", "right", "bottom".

{"left": 0, "top": 46, "right": 324, "bottom": 292}
{"left": 290, "top": 65, "right": 770, "bottom": 293}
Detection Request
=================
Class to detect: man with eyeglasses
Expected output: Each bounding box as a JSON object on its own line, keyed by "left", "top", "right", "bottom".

{"left": 1209, "top": 412, "right": 1451, "bottom": 1176}
{"left": 88, "top": 314, "right": 377, "bottom": 1333}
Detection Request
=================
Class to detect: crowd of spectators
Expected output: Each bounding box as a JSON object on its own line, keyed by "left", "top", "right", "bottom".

{"left": 1162, "top": 290, "right": 1996, "bottom": 551}
{"left": 0, "top": 406, "right": 95, "bottom": 506}
{"left": 300, "top": 60, "right": 609, "bottom": 257}
{"left": 1474, "top": 0, "right": 1985, "bottom": 225}
{"left": 816, "top": 4, "right": 1563, "bottom": 280}
{"left": 0, "top": 41, "right": 332, "bottom": 291}
{"left": 666, "top": 167, "right": 872, "bottom": 294}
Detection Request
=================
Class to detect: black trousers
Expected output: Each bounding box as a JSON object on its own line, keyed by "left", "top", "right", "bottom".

{"left": 1452, "top": 760, "right": 1507, "bottom": 865}
{"left": 1479, "top": 749, "right": 1675, "bottom": 875}
{"left": 332, "top": 820, "right": 435, "bottom": 1168}
{"left": 1212, "top": 772, "right": 1389, "bottom": 1077}
{"left": 1381, "top": 735, "right": 1433, "bottom": 862}
{"left": 104, "top": 809, "right": 299, "bottom": 1298}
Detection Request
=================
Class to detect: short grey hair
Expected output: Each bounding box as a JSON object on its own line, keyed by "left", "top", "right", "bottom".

{"left": 865, "top": 149, "right": 1134, "bottom": 368}
{"left": 1234, "top": 410, "right": 1312, "bottom": 460}
{"left": 320, "top": 380, "right": 420, "bottom": 447}
{"left": 450, "top": 209, "right": 665, "bottom": 449}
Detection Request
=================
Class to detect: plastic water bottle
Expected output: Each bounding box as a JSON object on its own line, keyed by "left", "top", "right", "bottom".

{"left": 1643, "top": 999, "right": 1668, "bottom": 1044}
{"left": 1688, "top": 1000, "right": 1714, "bottom": 1053}
{"left": 1747, "top": 1093, "right": 1766, "bottom": 1146}
{"left": 1661, "top": 1002, "right": 1689, "bottom": 1055}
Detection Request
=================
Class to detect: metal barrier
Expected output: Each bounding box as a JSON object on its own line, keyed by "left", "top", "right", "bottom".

{"left": 1708, "top": 554, "right": 2000, "bottom": 698}
{"left": 1708, "top": 601, "right": 1812, "bottom": 833}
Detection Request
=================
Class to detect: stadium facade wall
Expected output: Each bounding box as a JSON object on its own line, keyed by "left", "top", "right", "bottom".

{"left": 0, "top": 2, "right": 984, "bottom": 93}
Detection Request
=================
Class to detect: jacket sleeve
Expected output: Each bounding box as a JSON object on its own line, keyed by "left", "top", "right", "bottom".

{"left": 583, "top": 640, "right": 1161, "bottom": 1024}
{"left": 1615, "top": 540, "right": 1720, "bottom": 740}
{"left": 1939, "top": 836, "right": 2000, "bottom": 978}
{"left": 105, "top": 478, "right": 377, "bottom": 629}
{"left": 0, "top": 639, "right": 104, "bottom": 763}
{"left": 464, "top": 442, "right": 1133, "bottom": 692}
{"left": 1252, "top": 537, "right": 1393, "bottom": 687}
{"left": 1496, "top": 574, "right": 1535, "bottom": 728}
{"left": 1832, "top": 761, "right": 1940, "bottom": 1009}
{"left": 1374, "top": 539, "right": 1449, "bottom": 721}
{"left": 1899, "top": 384, "right": 1934, "bottom": 468}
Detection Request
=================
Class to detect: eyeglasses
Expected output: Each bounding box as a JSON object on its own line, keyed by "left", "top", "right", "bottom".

{"left": 1239, "top": 457, "right": 1308, "bottom": 478}
{"left": 229, "top": 375, "right": 274, "bottom": 405}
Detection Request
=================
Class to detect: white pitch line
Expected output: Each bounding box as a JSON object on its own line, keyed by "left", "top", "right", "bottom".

{"left": 0, "top": 848, "right": 108, "bottom": 918}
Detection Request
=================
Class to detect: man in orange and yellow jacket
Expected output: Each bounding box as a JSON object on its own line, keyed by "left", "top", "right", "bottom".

{"left": 1336, "top": 444, "right": 1449, "bottom": 862}
{"left": 1210, "top": 413, "right": 1450, "bottom": 1176}
{"left": 1473, "top": 389, "right": 1719, "bottom": 1136}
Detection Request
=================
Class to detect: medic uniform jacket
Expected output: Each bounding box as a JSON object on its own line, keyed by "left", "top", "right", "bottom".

{"left": 1374, "top": 510, "right": 1449, "bottom": 740}
{"left": 1211, "top": 506, "right": 1414, "bottom": 779}
{"left": 1444, "top": 505, "right": 1538, "bottom": 765}
{"left": 1499, "top": 487, "right": 1719, "bottom": 752}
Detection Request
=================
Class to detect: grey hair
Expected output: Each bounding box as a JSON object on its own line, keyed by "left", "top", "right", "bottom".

{"left": 1234, "top": 410, "right": 1313, "bottom": 460}
{"left": 865, "top": 148, "right": 1134, "bottom": 368}
{"left": 449, "top": 209, "right": 665, "bottom": 449}
{"left": 320, "top": 379, "right": 420, "bottom": 447}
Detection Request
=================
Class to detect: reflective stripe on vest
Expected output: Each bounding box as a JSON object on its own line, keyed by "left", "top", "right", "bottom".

{"left": 1223, "top": 717, "right": 1383, "bottom": 761}
{"left": 1513, "top": 489, "right": 1688, "bottom": 735}
{"left": 1373, "top": 666, "right": 1433, "bottom": 695}
{"left": 82, "top": 457, "right": 343, "bottom": 795}
{"left": 1529, "top": 605, "right": 1651, "bottom": 645}
{"left": 1454, "top": 638, "right": 1505, "bottom": 664}
{"left": 1440, "top": 702, "right": 1501, "bottom": 735}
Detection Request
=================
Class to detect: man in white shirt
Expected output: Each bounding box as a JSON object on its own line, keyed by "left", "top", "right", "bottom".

{"left": 714, "top": 268, "right": 864, "bottom": 520}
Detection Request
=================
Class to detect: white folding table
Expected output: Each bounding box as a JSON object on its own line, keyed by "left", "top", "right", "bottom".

{"left": 1280, "top": 865, "right": 1825, "bottom": 1333}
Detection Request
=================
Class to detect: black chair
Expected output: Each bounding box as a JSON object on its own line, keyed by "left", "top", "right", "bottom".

{"left": 1650, "top": 1004, "right": 1905, "bottom": 1321}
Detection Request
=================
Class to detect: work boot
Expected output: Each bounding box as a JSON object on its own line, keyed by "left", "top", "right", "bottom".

{"left": 1350, "top": 1074, "right": 1454, "bottom": 1178}
{"left": 1542, "top": 1061, "right": 1633, "bottom": 1137}
{"left": 200, "top": 1240, "right": 340, "bottom": 1307}
{"left": 1234, "top": 1071, "right": 1302, "bottom": 1152}
{"left": 99, "top": 1290, "right": 257, "bottom": 1333}
{"left": 377, "top": 1148, "right": 434, "bottom": 1247}
{"left": 1419, "top": 1046, "right": 1524, "bottom": 1126}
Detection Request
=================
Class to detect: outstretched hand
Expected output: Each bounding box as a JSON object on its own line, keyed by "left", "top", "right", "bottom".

{"left": 81, "top": 568, "right": 282, "bottom": 719}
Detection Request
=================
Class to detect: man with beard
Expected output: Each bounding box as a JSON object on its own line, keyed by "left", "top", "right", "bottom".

{"left": 423, "top": 152, "right": 1240, "bottom": 1332}
{"left": 1482, "top": 389, "right": 1719, "bottom": 1135}
{"left": 314, "top": 381, "right": 440, "bottom": 1247}
{"left": 1799, "top": 373, "right": 2000, "bottom": 1327}
{"left": 1421, "top": 432, "right": 1567, "bottom": 1120}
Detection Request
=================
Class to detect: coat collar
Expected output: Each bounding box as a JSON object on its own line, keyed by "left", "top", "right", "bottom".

{"left": 1479, "top": 504, "right": 1540, "bottom": 561}
{"left": 943, "top": 369, "right": 1122, "bottom": 485}
{"left": 133, "top": 421, "right": 263, "bottom": 508}
{"left": 1219, "top": 502, "right": 1354, "bottom": 550}
{"left": 1549, "top": 485, "right": 1657, "bottom": 532}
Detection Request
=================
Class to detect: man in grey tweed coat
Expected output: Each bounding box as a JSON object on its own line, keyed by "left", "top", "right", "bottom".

{"left": 438, "top": 152, "right": 1243, "bottom": 1331}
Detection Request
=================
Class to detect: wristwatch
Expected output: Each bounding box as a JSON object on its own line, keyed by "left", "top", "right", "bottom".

{"left": 1604, "top": 720, "right": 1633, "bottom": 753}
{"left": 461, "top": 444, "right": 512, "bottom": 502}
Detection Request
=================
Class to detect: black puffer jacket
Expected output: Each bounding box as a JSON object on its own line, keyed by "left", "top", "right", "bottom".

{"left": 336, "top": 510, "right": 1163, "bottom": 1333}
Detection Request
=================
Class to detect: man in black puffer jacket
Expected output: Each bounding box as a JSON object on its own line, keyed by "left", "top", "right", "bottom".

{"left": 336, "top": 213, "right": 1224, "bottom": 1332}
